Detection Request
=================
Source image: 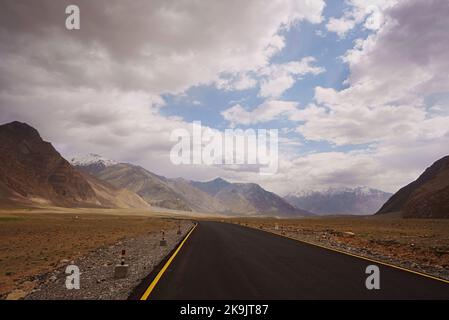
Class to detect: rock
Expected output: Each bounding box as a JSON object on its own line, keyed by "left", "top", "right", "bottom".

{"left": 6, "top": 289, "right": 27, "bottom": 300}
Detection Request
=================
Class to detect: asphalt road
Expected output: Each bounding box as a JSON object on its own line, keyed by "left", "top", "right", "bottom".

{"left": 135, "top": 221, "right": 449, "bottom": 300}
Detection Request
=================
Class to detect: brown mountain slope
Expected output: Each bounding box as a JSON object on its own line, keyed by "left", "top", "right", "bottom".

{"left": 0, "top": 121, "right": 149, "bottom": 209}
{"left": 377, "top": 155, "right": 449, "bottom": 218}
{"left": 82, "top": 173, "right": 150, "bottom": 209}
{"left": 76, "top": 162, "right": 230, "bottom": 213}
{"left": 192, "top": 179, "right": 312, "bottom": 217}
{"left": 75, "top": 160, "right": 310, "bottom": 216}
{"left": 217, "top": 183, "right": 312, "bottom": 217}
{"left": 166, "top": 178, "right": 228, "bottom": 213}
{"left": 83, "top": 163, "right": 192, "bottom": 211}
{"left": 0, "top": 121, "right": 97, "bottom": 207}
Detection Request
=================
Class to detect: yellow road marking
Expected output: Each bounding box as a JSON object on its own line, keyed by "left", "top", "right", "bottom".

{"left": 140, "top": 223, "right": 197, "bottom": 300}
{"left": 267, "top": 229, "right": 449, "bottom": 285}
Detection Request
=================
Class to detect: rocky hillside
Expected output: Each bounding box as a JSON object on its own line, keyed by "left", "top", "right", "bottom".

{"left": 74, "top": 159, "right": 311, "bottom": 217}
{"left": 190, "top": 178, "right": 231, "bottom": 196}
{"left": 77, "top": 163, "right": 193, "bottom": 211}
{"left": 191, "top": 178, "right": 312, "bottom": 217}
{"left": 377, "top": 156, "right": 449, "bottom": 218}
{"left": 0, "top": 121, "right": 149, "bottom": 209}
{"left": 74, "top": 162, "right": 228, "bottom": 213}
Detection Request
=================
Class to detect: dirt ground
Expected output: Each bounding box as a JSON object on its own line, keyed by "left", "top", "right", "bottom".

{"left": 228, "top": 216, "right": 449, "bottom": 281}
{"left": 0, "top": 209, "right": 191, "bottom": 298}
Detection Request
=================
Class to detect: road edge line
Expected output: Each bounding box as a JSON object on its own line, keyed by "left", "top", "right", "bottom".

{"left": 241, "top": 223, "right": 449, "bottom": 285}
{"left": 140, "top": 223, "right": 198, "bottom": 300}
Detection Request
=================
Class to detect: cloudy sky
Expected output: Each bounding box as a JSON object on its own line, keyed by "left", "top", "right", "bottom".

{"left": 1, "top": 0, "right": 448, "bottom": 195}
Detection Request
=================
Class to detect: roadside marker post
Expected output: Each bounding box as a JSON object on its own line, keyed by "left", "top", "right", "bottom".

{"left": 114, "top": 249, "right": 128, "bottom": 279}
{"left": 140, "top": 224, "right": 198, "bottom": 300}
{"left": 160, "top": 230, "right": 167, "bottom": 246}
{"left": 177, "top": 224, "right": 181, "bottom": 235}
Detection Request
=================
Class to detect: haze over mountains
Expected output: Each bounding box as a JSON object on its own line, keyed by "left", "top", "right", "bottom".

{"left": 377, "top": 156, "right": 449, "bottom": 218}
{"left": 285, "top": 187, "right": 392, "bottom": 216}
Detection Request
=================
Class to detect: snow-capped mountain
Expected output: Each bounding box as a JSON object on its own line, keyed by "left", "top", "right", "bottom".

{"left": 70, "top": 153, "right": 118, "bottom": 175}
{"left": 284, "top": 187, "right": 392, "bottom": 216}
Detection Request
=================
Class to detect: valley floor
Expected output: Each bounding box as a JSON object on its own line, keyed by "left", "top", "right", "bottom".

{"left": 228, "top": 216, "right": 449, "bottom": 282}
{"left": 2, "top": 209, "right": 449, "bottom": 299}
{"left": 0, "top": 208, "right": 193, "bottom": 299}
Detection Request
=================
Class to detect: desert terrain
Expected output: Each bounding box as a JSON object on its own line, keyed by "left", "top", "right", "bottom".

{"left": 0, "top": 207, "right": 195, "bottom": 299}
{"left": 2, "top": 207, "right": 449, "bottom": 299}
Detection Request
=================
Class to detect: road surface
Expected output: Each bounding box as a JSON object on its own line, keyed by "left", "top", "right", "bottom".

{"left": 133, "top": 221, "right": 449, "bottom": 299}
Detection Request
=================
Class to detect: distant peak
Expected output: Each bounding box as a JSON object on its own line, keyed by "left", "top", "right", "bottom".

{"left": 88, "top": 153, "right": 102, "bottom": 157}
{"left": 289, "top": 186, "right": 390, "bottom": 197}
{"left": 70, "top": 154, "right": 118, "bottom": 167}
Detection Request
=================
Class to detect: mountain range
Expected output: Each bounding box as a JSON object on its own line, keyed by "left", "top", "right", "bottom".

{"left": 0, "top": 121, "right": 309, "bottom": 217}
{"left": 2, "top": 121, "right": 448, "bottom": 219}
{"left": 191, "top": 178, "right": 311, "bottom": 216}
{"left": 72, "top": 156, "right": 311, "bottom": 217}
{"left": 284, "top": 187, "right": 392, "bottom": 216}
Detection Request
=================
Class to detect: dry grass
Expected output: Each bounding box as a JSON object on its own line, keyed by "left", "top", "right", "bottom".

{"left": 0, "top": 209, "right": 187, "bottom": 297}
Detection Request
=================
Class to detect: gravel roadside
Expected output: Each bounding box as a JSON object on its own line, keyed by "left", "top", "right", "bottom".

{"left": 24, "top": 220, "right": 194, "bottom": 300}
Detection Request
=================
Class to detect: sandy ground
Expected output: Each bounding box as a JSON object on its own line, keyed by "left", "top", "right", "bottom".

{"left": 0, "top": 208, "right": 194, "bottom": 299}
{"left": 228, "top": 216, "right": 449, "bottom": 281}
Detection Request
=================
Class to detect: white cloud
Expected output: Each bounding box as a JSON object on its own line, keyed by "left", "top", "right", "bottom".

{"left": 2, "top": 0, "right": 448, "bottom": 198}
{"left": 296, "top": 87, "right": 430, "bottom": 145}
{"left": 301, "top": 0, "right": 449, "bottom": 146}
{"left": 216, "top": 73, "right": 258, "bottom": 91}
{"left": 326, "top": 17, "right": 356, "bottom": 38}
{"left": 217, "top": 56, "right": 324, "bottom": 97}
{"left": 215, "top": 0, "right": 449, "bottom": 196}
{"left": 0, "top": 0, "right": 325, "bottom": 96}
{"left": 326, "top": 0, "right": 398, "bottom": 38}
{"left": 258, "top": 57, "right": 324, "bottom": 98}
{"left": 281, "top": 0, "right": 449, "bottom": 193}
{"left": 0, "top": 0, "right": 326, "bottom": 179}
{"left": 220, "top": 0, "right": 449, "bottom": 195}
{"left": 221, "top": 101, "right": 298, "bottom": 127}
